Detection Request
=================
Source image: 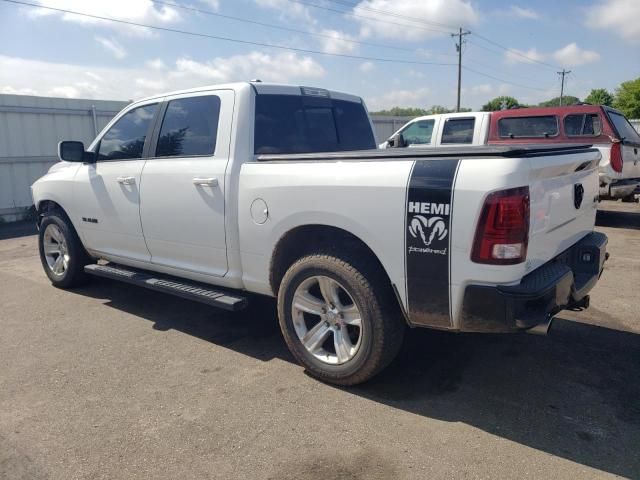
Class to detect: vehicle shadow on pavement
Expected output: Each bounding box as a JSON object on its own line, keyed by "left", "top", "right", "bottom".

{"left": 352, "top": 319, "right": 640, "bottom": 479}
{"left": 597, "top": 208, "right": 640, "bottom": 230}
{"left": 74, "top": 279, "right": 639, "bottom": 478}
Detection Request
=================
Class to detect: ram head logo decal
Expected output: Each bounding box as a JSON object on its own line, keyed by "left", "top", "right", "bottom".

{"left": 408, "top": 215, "right": 448, "bottom": 246}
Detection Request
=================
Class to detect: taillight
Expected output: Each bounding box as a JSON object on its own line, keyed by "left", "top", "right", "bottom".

{"left": 471, "top": 186, "right": 530, "bottom": 265}
{"left": 610, "top": 141, "right": 623, "bottom": 173}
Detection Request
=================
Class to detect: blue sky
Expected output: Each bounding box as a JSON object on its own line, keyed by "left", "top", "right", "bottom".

{"left": 0, "top": 0, "right": 638, "bottom": 110}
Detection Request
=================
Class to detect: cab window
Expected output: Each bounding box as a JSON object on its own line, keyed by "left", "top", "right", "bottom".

{"left": 441, "top": 118, "right": 475, "bottom": 144}
{"left": 97, "top": 104, "right": 157, "bottom": 160}
{"left": 400, "top": 120, "right": 434, "bottom": 146}
{"left": 564, "top": 113, "right": 602, "bottom": 136}
{"left": 156, "top": 96, "right": 221, "bottom": 157}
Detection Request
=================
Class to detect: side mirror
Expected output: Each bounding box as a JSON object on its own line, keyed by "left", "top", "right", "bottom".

{"left": 387, "top": 133, "right": 406, "bottom": 148}
{"left": 58, "top": 141, "right": 95, "bottom": 163}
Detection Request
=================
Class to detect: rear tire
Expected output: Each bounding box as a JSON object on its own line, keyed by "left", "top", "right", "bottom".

{"left": 38, "top": 213, "right": 92, "bottom": 288}
{"left": 277, "top": 253, "right": 404, "bottom": 385}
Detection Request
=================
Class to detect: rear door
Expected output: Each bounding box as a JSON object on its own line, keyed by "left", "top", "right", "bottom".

{"left": 436, "top": 116, "right": 478, "bottom": 147}
{"left": 605, "top": 109, "right": 640, "bottom": 179}
{"left": 139, "top": 90, "right": 234, "bottom": 277}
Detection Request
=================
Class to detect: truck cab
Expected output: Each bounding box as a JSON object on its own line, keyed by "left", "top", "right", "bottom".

{"left": 379, "top": 112, "right": 490, "bottom": 149}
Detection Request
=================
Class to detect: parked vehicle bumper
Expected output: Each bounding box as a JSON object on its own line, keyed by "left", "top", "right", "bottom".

{"left": 600, "top": 178, "right": 640, "bottom": 199}
{"left": 458, "top": 232, "right": 608, "bottom": 333}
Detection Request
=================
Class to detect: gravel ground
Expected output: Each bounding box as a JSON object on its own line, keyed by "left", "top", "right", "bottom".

{"left": 0, "top": 201, "right": 638, "bottom": 480}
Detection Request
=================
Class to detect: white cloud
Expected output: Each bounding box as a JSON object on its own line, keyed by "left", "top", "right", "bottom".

{"left": 509, "top": 6, "right": 539, "bottom": 19}
{"left": 504, "top": 47, "right": 546, "bottom": 64}
{"left": 198, "top": 0, "right": 220, "bottom": 10}
{"left": 585, "top": 0, "right": 640, "bottom": 43}
{"left": 319, "top": 29, "right": 357, "bottom": 54}
{"left": 95, "top": 36, "right": 127, "bottom": 59}
{"left": 552, "top": 43, "right": 600, "bottom": 66}
{"left": 0, "top": 52, "right": 325, "bottom": 100}
{"left": 146, "top": 58, "right": 166, "bottom": 70}
{"left": 359, "top": 61, "right": 374, "bottom": 73}
{"left": 254, "top": 0, "right": 316, "bottom": 24}
{"left": 366, "top": 87, "right": 432, "bottom": 111}
{"left": 28, "top": 0, "right": 181, "bottom": 36}
{"left": 172, "top": 51, "right": 325, "bottom": 84}
{"left": 354, "top": 0, "right": 479, "bottom": 41}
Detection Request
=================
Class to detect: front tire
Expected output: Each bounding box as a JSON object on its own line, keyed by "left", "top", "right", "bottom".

{"left": 38, "top": 213, "right": 91, "bottom": 288}
{"left": 277, "top": 254, "right": 404, "bottom": 385}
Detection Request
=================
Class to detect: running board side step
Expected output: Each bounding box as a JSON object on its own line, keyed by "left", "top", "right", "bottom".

{"left": 84, "top": 263, "right": 247, "bottom": 311}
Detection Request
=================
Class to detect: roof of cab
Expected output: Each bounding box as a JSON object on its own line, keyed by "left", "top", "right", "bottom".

{"left": 132, "top": 82, "right": 363, "bottom": 106}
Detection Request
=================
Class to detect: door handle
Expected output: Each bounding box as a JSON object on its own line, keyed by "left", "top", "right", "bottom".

{"left": 116, "top": 176, "right": 135, "bottom": 185}
{"left": 193, "top": 177, "right": 218, "bottom": 187}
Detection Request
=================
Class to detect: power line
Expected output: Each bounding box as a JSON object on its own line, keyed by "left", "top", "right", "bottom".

{"left": 470, "top": 32, "right": 561, "bottom": 70}
{"left": 3, "top": 0, "right": 457, "bottom": 67}
{"left": 150, "top": 0, "right": 415, "bottom": 52}
{"left": 320, "top": 0, "right": 463, "bottom": 31}
{"left": 462, "top": 66, "right": 548, "bottom": 91}
{"left": 299, "top": 0, "right": 564, "bottom": 71}
{"left": 283, "top": 0, "right": 457, "bottom": 35}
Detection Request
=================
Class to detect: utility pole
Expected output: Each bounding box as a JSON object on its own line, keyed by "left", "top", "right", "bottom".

{"left": 452, "top": 27, "right": 471, "bottom": 112}
{"left": 557, "top": 69, "right": 571, "bottom": 106}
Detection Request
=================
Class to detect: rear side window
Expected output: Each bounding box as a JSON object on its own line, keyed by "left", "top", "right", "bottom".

{"left": 607, "top": 111, "right": 640, "bottom": 143}
{"left": 564, "top": 113, "right": 602, "bottom": 136}
{"left": 441, "top": 118, "right": 475, "bottom": 144}
{"left": 254, "top": 94, "right": 376, "bottom": 154}
{"left": 156, "top": 96, "right": 221, "bottom": 157}
{"left": 98, "top": 104, "right": 157, "bottom": 160}
{"left": 498, "top": 116, "right": 558, "bottom": 138}
{"left": 401, "top": 120, "right": 434, "bottom": 145}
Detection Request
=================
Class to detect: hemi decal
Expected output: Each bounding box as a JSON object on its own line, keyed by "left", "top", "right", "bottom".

{"left": 405, "top": 158, "right": 460, "bottom": 328}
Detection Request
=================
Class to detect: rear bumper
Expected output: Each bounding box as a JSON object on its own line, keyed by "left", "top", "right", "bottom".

{"left": 600, "top": 179, "right": 640, "bottom": 199}
{"left": 459, "top": 232, "right": 608, "bottom": 333}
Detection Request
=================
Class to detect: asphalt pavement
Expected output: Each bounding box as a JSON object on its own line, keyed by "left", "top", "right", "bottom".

{"left": 0, "top": 202, "right": 638, "bottom": 479}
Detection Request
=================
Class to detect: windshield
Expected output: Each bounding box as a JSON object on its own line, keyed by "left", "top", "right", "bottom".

{"left": 254, "top": 94, "right": 376, "bottom": 154}
{"left": 607, "top": 110, "right": 640, "bottom": 144}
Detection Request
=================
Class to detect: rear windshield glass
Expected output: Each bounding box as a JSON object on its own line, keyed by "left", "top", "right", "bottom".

{"left": 498, "top": 116, "right": 558, "bottom": 138}
{"left": 564, "top": 113, "right": 602, "bottom": 136}
{"left": 254, "top": 94, "right": 376, "bottom": 154}
{"left": 607, "top": 111, "right": 640, "bottom": 143}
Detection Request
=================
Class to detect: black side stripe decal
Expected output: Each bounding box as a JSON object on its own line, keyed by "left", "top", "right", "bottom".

{"left": 405, "top": 158, "right": 460, "bottom": 328}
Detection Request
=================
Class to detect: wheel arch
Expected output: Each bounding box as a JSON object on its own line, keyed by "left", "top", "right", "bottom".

{"left": 269, "top": 224, "right": 404, "bottom": 316}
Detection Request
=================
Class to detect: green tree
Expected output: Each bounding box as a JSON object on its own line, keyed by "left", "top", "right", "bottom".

{"left": 370, "top": 106, "right": 430, "bottom": 116}
{"left": 371, "top": 105, "right": 471, "bottom": 116}
{"left": 481, "top": 96, "right": 521, "bottom": 111}
{"left": 538, "top": 95, "right": 580, "bottom": 107}
{"left": 614, "top": 78, "right": 640, "bottom": 118}
{"left": 584, "top": 88, "right": 614, "bottom": 106}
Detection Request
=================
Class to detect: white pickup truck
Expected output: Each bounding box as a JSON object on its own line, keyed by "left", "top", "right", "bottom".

{"left": 32, "top": 82, "right": 608, "bottom": 385}
{"left": 381, "top": 106, "right": 640, "bottom": 201}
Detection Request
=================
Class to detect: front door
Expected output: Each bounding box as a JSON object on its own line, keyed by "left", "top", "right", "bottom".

{"left": 73, "top": 102, "right": 159, "bottom": 262}
{"left": 139, "top": 90, "right": 234, "bottom": 277}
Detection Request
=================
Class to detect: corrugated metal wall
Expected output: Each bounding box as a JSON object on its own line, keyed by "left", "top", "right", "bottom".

{"left": 0, "top": 94, "right": 128, "bottom": 221}
{"left": 369, "top": 115, "right": 414, "bottom": 144}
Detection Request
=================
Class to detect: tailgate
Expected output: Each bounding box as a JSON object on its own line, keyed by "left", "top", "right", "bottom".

{"left": 526, "top": 149, "right": 601, "bottom": 272}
